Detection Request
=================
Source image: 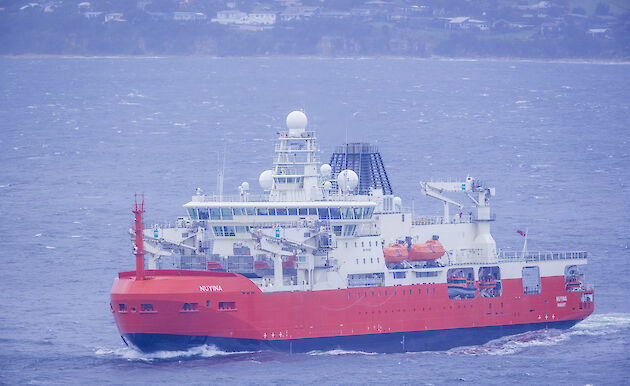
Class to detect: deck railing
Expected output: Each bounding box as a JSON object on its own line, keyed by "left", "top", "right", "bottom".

{"left": 499, "top": 251, "right": 587, "bottom": 262}
{"left": 413, "top": 215, "right": 473, "bottom": 225}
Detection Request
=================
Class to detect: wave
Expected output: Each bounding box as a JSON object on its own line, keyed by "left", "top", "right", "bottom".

{"left": 94, "top": 344, "right": 253, "bottom": 362}
{"left": 307, "top": 349, "right": 377, "bottom": 356}
{"left": 447, "top": 313, "right": 630, "bottom": 356}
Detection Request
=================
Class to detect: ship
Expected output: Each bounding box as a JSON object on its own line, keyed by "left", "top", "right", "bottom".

{"left": 110, "top": 110, "right": 594, "bottom": 353}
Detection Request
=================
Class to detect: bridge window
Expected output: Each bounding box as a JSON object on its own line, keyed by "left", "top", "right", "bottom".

{"left": 199, "top": 208, "right": 210, "bottom": 220}
{"left": 288, "top": 208, "right": 298, "bottom": 215}
{"left": 341, "top": 207, "right": 353, "bottom": 219}
{"left": 188, "top": 208, "right": 198, "bottom": 220}
{"left": 257, "top": 208, "right": 268, "bottom": 215}
{"left": 330, "top": 207, "right": 341, "bottom": 219}
{"left": 318, "top": 208, "right": 330, "bottom": 219}
{"left": 233, "top": 207, "right": 244, "bottom": 216}
{"left": 523, "top": 266, "right": 541, "bottom": 295}
{"left": 223, "top": 226, "right": 236, "bottom": 236}
{"left": 308, "top": 208, "right": 318, "bottom": 215}
{"left": 354, "top": 207, "right": 362, "bottom": 219}
{"left": 213, "top": 226, "right": 224, "bottom": 236}
{"left": 343, "top": 225, "right": 357, "bottom": 236}
{"left": 209, "top": 208, "right": 220, "bottom": 220}
{"left": 298, "top": 208, "right": 308, "bottom": 216}
{"left": 246, "top": 207, "right": 255, "bottom": 216}
{"left": 221, "top": 208, "right": 233, "bottom": 220}
{"left": 268, "top": 208, "right": 276, "bottom": 215}
{"left": 276, "top": 208, "right": 288, "bottom": 215}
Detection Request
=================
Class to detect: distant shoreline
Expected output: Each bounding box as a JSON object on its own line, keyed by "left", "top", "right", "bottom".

{"left": 2, "top": 54, "right": 629, "bottom": 65}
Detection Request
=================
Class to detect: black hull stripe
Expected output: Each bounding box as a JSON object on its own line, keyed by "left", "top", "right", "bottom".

{"left": 124, "top": 319, "right": 581, "bottom": 353}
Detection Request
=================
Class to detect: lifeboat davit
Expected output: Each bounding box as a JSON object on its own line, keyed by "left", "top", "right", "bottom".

{"left": 383, "top": 244, "right": 408, "bottom": 264}
{"left": 408, "top": 240, "right": 445, "bottom": 261}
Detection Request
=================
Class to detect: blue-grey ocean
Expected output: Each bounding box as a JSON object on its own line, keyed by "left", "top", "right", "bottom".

{"left": 1, "top": 57, "right": 629, "bottom": 385}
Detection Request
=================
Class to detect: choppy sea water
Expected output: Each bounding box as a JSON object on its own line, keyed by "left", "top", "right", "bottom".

{"left": 0, "top": 57, "right": 629, "bottom": 385}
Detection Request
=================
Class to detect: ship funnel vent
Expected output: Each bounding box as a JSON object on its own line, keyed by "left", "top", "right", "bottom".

{"left": 329, "top": 143, "right": 393, "bottom": 195}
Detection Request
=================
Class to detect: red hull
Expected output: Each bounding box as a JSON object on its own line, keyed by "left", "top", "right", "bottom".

{"left": 111, "top": 270, "right": 593, "bottom": 351}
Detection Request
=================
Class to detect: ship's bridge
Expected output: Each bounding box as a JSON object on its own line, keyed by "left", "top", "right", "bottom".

{"left": 184, "top": 200, "right": 376, "bottom": 221}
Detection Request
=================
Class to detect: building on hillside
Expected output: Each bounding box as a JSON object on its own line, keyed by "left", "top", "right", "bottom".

{"left": 212, "top": 10, "right": 248, "bottom": 24}
{"left": 105, "top": 13, "right": 125, "bottom": 22}
{"left": 173, "top": 12, "right": 207, "bottom": 21}
{"left": 279, "top": 6, "right": 319, "bottom": 21}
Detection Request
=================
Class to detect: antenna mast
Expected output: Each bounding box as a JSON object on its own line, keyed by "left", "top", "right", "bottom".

{"left": 133, "top": 194, "right": 146, "bottom": 280}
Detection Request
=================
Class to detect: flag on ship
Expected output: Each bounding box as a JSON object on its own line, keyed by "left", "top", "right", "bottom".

{"left": 517, "top": 230, "right": 526, "bottom": 237}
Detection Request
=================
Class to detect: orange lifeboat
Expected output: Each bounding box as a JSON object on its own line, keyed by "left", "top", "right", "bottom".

{"left": 254, "top": 261, "right": 270, "bottom": 270}
{"left": 282, "top": 254, "right": 297, "bottom": 269}
{"left": 408, "top": 240, "right": 445, "bottom": 261}
{"left": 383, "top": 244, "right": 409, "bottom": 264}
{"left": 206, "top": 261, "right": 223, "bottom": 271}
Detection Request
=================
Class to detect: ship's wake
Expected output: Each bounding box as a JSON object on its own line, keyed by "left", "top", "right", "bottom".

{"left": 307, "top": 349, "right": 378, "bottom": 356}
{"left": 447, "top": 313, "right": 630, "bottom": 356}
{"left": 94, "top": 344, "right": 253, "bottom": 362}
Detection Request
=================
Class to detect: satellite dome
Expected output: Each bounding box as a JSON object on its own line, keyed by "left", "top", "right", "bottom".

{"left": 241, "top": 181, "right": 249, "bottom": 191}
{"left": 286, "top": 110, "right": 308, "bottom": 136}
{"left": 393, "top": 196, "right": 402, "bottom": 208}
{"left": 323, "top": 181, "right": 332, "bottom": 191}
{"left": 258, "top": 170, "right": 273, "bottom": 190}
{"left": 320, "top": 163, "right": 332, "bottom": 179}
{"left": 336, "top": 169, "right": 359, "bottom": 193}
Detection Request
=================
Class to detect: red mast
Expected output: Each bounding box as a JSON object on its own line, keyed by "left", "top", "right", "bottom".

{"left": 133, "top": 194, "right": 146, "bottom": 281}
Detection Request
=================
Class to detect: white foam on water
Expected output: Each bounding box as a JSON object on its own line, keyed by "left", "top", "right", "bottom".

{"left": 569, "top": 313, "right": 630, "bottom": 336}
{"left": 307, "top": 349, "right": 377, "bottom": 356}
{"left": 94, "top": 344, "right": 252, "bottom": 362}
{"left": 446, "top": 313, "right": 630, "bottom": 356}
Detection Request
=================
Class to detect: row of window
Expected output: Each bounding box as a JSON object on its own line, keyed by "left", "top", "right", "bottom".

{"left": 346, "top": 240, "right": 379, "bottom": 248}
{"left": 213, "top": 224, "right": 358, "bottom": 237}
{"left": 117, "top": 302, "right": 236, "bottom": 313}
{"left": 188, "top": 206, "right": 375, "bottom": 221}
{"left": 349, "top": 287, "right": 437, "bottom": 298}
{"left": 275, "top": 176, "right": 303, "bottom": 184}
{"left": 356, "top": 257, "right": 381, "bottom": 265}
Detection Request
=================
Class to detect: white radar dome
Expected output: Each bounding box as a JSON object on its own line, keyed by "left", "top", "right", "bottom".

{"left": 240, "top": 181, "right": 249, "bottom": 191}
{"left": 286, "top": 110, "right": 308, "bottom": 136}
{"left": 323, "top": 181, "right": 332, "bottom": 191}
{"left": 336, "top": 169, "right": 359, "bottom": 193}
{"left": 258, "top": 170, "right": 273, "bottom": 190}
{"left": 393, "top": 196, "right": 402, "bottom": 208}
{"left": 320, "top": 163, "right": 332, "bottom": 179}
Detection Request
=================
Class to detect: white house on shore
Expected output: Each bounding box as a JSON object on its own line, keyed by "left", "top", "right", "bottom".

{"left": 212, "top": 10, "right": 276, "bottom": 25}
{"left": 173, "top": 12, "right": 207, "bottom": 22}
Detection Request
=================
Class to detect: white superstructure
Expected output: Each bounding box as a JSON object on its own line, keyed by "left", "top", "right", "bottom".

{"left": 139, "top": 111, "right": 589, "bottom": 296}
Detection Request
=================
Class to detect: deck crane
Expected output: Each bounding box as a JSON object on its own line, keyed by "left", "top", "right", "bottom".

{"left": 420, "top": 177, "right": 495, "bottom": 223}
